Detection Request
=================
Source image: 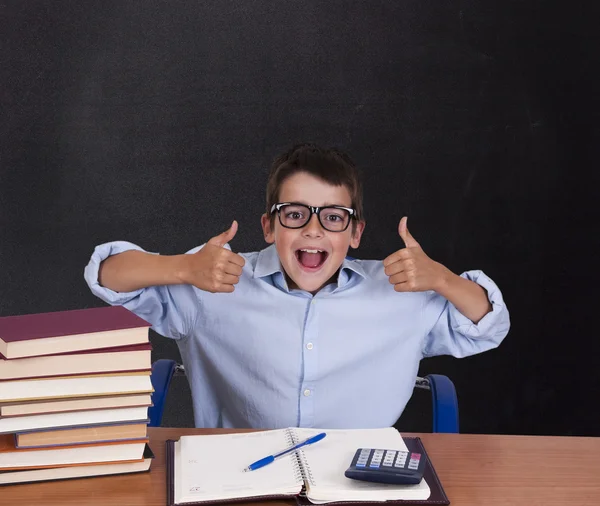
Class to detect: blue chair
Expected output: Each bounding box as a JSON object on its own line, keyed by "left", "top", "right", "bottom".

{"left": 149, "top": 359, "right": 459, "bottom": 433}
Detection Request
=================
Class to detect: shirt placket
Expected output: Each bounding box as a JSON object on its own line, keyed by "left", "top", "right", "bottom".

{"left": 299, "top": 297, "right": 319, "bottom": 427}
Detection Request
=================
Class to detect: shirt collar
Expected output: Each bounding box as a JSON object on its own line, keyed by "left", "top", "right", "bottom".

{"left": 253, "top": 244, "right": 284, "bottom": 279}
{"left": 253, "top": 244, "right": 366, "bottom": 289}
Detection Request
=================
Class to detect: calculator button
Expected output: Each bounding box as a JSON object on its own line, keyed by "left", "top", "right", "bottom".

{"left": 369, "top": 462, "right": 380, "bottom": 468}
{"left": 386, "top": 450, "right": 397, "bottom": 458}
{"left": 356, "top": 462, "right": 366, "bottom": 467}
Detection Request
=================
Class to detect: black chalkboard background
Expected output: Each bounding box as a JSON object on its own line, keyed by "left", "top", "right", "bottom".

{"left": 2, "top": 1, "right": 598, "bottom": 435}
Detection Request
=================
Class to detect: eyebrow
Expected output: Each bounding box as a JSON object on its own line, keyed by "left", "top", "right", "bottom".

{"left": 288, "top": 201, "right": 351, "bottom": 208}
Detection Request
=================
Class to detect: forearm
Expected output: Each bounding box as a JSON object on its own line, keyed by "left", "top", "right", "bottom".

{"left": 98, "top": 250, "right": 188, "bottom": 293}
{"left": 436, "top": 269, "right": 492, "bottom": 324}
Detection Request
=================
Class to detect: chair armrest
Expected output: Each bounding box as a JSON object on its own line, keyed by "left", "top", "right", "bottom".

{"left": 148, "top": 359, "right": 178, "bottom": 427}
{"left": 426, "top": 374, "right": 459, "bottom": 433}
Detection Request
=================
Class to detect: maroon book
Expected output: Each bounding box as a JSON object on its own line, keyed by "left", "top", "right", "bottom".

{"left": 0, "top": 306, "right": 151, "bottom": 359}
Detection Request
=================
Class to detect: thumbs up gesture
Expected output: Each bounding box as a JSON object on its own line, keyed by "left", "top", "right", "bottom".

{"left": 183, "top": 221, "right": 246, "bottom": 293}
{"left": 383, "top": 217, "right": 449, "bottom": 293}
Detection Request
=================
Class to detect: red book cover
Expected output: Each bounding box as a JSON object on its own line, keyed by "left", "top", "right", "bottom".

{"left": 0, "top": 307, "right": 150, "bottom": 343}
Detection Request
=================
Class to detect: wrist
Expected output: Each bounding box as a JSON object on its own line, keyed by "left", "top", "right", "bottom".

{"left": 171, "top": 254, "right": 192, "bottom": 285}
{"left": 433, "top": 264, "right": 456, "bottom": 295}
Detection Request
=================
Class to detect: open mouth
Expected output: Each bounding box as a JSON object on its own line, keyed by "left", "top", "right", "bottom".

{"left": 295, "top": 248, "right": 329, "bottom": 271}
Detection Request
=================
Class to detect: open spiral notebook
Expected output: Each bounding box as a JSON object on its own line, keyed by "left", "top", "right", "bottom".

{"left": 166, "top": 427, "right": 449, "bottom": 505}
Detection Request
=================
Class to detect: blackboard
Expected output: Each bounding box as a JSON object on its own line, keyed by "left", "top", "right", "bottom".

{"left": 2, "top": 1, "right": 597, "bottom": 435}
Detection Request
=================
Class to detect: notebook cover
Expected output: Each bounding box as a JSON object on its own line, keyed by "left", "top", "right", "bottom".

{"left": 165, "top": 437, "right": 449, "bottom": 506}
{"left": 0, "top": 342, "right": 152, "bottom": 360}
{"left": 0, "top": 306, "right": 151, "bottom": 343}
{"left": 0, "top": 443, "right": 154, "bottom": 486}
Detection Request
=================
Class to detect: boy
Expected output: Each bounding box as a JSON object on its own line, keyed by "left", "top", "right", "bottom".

{"left": 85, "top": 143, "right": 510, "bottom": 429}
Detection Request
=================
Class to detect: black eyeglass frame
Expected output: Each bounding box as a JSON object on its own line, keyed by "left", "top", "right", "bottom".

{"left": 270, "top": 202, "right": 357, "bottom": 232}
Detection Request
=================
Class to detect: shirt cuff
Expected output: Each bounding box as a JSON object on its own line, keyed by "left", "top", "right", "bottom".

{"left": 449, "top": 270, "right": 508, "bottom": 339}
{"left": 84, "top": 241, "right": 156, "bottom": 305}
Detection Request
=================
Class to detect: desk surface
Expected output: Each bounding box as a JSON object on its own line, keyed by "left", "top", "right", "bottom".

{"left": 3, "top": 428, "right": 600, "bottom": 506}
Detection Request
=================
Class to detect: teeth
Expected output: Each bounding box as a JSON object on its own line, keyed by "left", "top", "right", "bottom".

{"left": 300, "top": 249, "right": 323, "bottom": 254}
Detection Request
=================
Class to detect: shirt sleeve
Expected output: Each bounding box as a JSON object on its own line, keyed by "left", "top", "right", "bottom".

{"left": 83, "top": 241, "right": 200, "bottom": 341}
{"left": 421, "top": 270, "right": 510, "bottom": 358}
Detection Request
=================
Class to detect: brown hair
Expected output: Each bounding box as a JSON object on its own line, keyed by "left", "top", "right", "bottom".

{"left": 266, "top": 143, "right": 364, "bottom": 228}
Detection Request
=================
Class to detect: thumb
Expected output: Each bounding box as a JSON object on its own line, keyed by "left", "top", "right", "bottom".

{"left": 208, "top": 220, "right": 238, "bottom": 247}
{"left": 398, "top": 216, "right": 420, "bottom": 248}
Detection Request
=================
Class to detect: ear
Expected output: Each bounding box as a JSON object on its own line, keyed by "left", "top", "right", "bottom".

{"left": 349, "top": 220, "right": 365, "bottom": 249}
{"left": 261, "top": 213, "right": 276, "bottom": 244}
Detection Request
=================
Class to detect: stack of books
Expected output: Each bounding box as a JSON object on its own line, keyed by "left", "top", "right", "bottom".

{"left": 0, "top": 306, "right": 155, "bottom": 485}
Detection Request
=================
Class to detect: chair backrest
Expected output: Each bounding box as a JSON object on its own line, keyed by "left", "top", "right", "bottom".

{"left": 148, "top": 360, "right": 459, "bottom": 432}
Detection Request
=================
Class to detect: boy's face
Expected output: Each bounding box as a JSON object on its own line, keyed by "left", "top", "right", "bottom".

{"left": 261, "top": 172, "right": 365, "bottom": 294}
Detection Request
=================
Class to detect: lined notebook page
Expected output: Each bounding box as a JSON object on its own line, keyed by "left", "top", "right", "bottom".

{"left": 293, "top": 427, "right": 431, "bottom": 504}
{"left": 174, "top": 430, "right": 303, "bottom": 504}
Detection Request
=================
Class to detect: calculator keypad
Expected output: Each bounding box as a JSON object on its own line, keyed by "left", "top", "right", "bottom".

{"left": 356, "top": 449, "right": 421, "bottom": 471}
{"left": 346, "top": 448, "right": 425, "bottom": 486}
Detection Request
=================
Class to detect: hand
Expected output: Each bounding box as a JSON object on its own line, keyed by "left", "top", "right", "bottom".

{"left": 383, "top": 217, "right": 450, "bottom": 293}
{"left": 182, "top": 221, "right": 246, "bottom": 293}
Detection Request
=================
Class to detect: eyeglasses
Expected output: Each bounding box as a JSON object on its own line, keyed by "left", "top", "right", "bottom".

{"left": 270, "top": 202, "right": 356, "bottom": 232}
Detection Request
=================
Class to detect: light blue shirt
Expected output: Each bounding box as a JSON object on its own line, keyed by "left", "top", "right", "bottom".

{"left": 84, "top": 241, "right": 510, "bottom": 429}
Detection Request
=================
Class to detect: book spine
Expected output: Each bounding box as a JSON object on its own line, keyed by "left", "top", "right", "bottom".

{"left": 286, "top": 429, "right": 315, "bottom": 487}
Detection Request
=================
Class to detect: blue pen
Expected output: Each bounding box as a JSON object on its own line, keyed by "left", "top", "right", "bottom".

{"left": 243, "top": 432, "right": 327, "bottom": 472}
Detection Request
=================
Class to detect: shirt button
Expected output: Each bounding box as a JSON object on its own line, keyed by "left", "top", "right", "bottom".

{"left": 306, "top": 342, "right": 314, "bottom": 350}
{"left": 303, "top": 389, "right": 311, "bottom": 397}
{"left": 311, "top": 300, "right": 316, "bottom": 305}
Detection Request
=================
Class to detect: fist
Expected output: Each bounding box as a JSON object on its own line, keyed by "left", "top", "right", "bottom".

{"left": 183, "top": 221, "right": 246, "bottom": 293}
{"left": 383, "top": 217, "right": 449, "bottom": 292}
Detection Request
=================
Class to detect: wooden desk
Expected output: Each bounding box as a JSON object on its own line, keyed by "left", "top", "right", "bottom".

{"left": 3, "top": 428, "right": 600, "bottom": 506}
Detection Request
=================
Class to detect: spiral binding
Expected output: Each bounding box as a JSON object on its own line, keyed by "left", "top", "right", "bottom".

{"left": 284, "top": 428, "right": 305, "bottom": 484}
{"left": 285, "top": 429, "right": 316, "bottom": 488}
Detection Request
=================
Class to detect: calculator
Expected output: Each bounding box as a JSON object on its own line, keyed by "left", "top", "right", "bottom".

{"left": 344, "top": 448, "right": 426, "bottom": 485}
